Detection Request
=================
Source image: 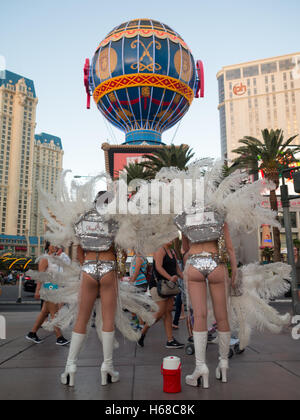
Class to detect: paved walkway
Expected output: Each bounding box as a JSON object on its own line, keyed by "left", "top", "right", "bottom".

{"left": 0, "top": 303, "right": 300, "bottom": 400}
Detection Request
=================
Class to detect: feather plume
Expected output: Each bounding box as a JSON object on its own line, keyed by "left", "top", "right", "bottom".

{"left": 38, "top": 171, "right": 107, "bottom": 246}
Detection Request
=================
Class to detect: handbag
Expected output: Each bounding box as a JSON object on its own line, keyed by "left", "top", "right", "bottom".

{"left": 154, "top": 248, "right": 180, "bottom": 298}
{"left": 157, "top": 278, "right": 180, "bottom": 298}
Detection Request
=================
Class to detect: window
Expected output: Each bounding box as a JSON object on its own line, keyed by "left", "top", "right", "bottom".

{"left": 225, "top": 68, "right": 241, "bottom": 81}
{"left": 279, "top": 59, "right": 294, "bottom": 71}
{"left": 279, "top": 212, "right": 297, "bottom": 228}
{"left": 243, "top": 65, "right": 259, "bottom": 77}
{"left": 261, "top": 62, "right": 277, "bottom": 74}
{"left": 218, "top": 74, "right": 225, "bottom": 104}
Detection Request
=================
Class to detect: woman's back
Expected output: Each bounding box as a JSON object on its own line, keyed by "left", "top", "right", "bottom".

{"left": 130, "top": 255, "right": 148, "bottom": 286}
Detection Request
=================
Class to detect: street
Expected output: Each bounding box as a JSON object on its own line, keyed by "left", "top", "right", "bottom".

{"left": 0, "top": 284, "right": 40, "bottom": 312}
{"left": 0, "top": 302, "right": 299, "bottom": 400}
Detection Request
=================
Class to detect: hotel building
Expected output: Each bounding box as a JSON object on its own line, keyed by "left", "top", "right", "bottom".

{"left": 217, "top": 52, "right": 300, "bottom": 161}
{"left": 30, "top": 133, "right": 64, "bottom": 237}
{"left": 0, "top": 71, "right": 63, "bottom": 257}
{"left": 0, "top": 70, "right": 38, "bottom": 237}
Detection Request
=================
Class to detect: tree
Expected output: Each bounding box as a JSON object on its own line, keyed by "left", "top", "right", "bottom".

{"left": 231, "top": 128, "right": 299, "bottom": 262}
{"left": 141, "top": 144, "right": 195, "bottom": 177}
{"left": 119, "top": 162, "right": 152, "bottom": 185}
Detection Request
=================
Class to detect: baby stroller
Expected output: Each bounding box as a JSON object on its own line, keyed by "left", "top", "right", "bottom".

{"left": 184, "top": 308, "right": 245, "bottom": 358}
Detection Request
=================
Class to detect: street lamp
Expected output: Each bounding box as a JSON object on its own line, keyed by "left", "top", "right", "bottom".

{"left": 280, "top": 167, "right": 300, "bottom": 315}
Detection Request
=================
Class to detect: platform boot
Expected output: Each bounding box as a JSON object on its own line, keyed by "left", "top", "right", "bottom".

{"left": 61, "top": 332, "right": 86, "bottom": 387}
{"left": 215, "top": 331, "right": 231, "bottom": 383}
{"left": 101, "top": 331, "right": 120, "bottom": 386}
{"left": 185, "top": 331, "right": 209, "bottom": 389}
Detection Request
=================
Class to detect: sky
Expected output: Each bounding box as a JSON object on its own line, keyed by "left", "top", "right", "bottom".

{"left": 1, "top": 0, "right": 300, "bottom": 177}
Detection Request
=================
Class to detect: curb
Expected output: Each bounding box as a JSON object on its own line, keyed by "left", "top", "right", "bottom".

{"left": 0, "top": 301, "right": 39, "bottom": 305}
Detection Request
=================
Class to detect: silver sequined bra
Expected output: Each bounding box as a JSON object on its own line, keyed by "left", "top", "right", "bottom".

{"left": 174, "top": 208, "right": 225, "bottom": 244}
{"left": 74, "top": 208, "right": 118, "bottom": 252}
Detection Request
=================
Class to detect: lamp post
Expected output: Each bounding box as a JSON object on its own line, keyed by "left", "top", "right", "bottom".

{"left": 280, "top": 168, "right": 300, "bottom": 315}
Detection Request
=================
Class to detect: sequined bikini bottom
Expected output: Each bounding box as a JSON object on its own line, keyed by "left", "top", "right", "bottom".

{"left": 82, "top": 260, "right": 116, "bottom": 283}
{"left": 187, "top": 252, "right": 221, "bottom": 278}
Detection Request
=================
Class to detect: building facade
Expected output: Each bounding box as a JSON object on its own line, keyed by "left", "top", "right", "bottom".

{"left": 217, "top": 52, "right": 300, "bottom": 161}
{"left": 0, "top": 234, "right": 44, "bottom": 257}
{"left": 0, "top": 70, "right": 38, "bottom": 236}
{"left": 30, "top": 133, "right": 63, "bottom": 237}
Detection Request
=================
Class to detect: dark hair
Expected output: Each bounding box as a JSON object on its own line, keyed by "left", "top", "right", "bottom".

{"left": 95, "top": 190, "right": 111, "bottom": 205}
{"left": 44, "top": 241, "right": 51, "bottom": 253}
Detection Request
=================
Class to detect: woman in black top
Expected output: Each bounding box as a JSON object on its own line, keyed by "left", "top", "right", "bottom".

{"left": 138, "top": 241, "right": 184, "bottom": 349}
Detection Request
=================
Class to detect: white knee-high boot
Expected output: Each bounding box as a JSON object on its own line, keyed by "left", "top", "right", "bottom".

{"left": 101, "top": 331, "right": 119, "bottom": 386}
{"left": 185, "top": 331, "right": 209, "bottom": 389}
{"left": 216, "top": 331, "right": 231, "bottom": 383}
{"left": 61, "top": 332, "right": 86, "bottom": 387}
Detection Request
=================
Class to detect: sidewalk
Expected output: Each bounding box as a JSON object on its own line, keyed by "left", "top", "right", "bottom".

{"left": 0, "top": 303, "right": 300, "bottom": 400}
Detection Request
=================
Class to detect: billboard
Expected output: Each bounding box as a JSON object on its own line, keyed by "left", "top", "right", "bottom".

{"left": 102, "top": 143, "right": 172, "bottom": 179}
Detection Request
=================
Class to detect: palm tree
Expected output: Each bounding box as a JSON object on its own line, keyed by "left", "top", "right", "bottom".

{"left": 118, "top": 161, "right": 152, "bottom": 185}
{"left": 141, "top": 144, "right": 195, "bottom": 177}
{"left": 231, "top": 128, "right": 299, "bottom": 262}
{"left": 137, "top": 144, "right": 195, "bottom": 256}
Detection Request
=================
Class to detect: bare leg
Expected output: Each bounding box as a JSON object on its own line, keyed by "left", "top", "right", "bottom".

{"left": 207, "top": 265, "right": 230, "bottom": 332}
{"left": 31, "top": 302, "right": 49, "bottom": 333}
{"left": 163, "top": 298, "right": 174, "bottom": 342}
{"left": 73, "top": 272, "right": 99, "bottom": 334}
{"left": 141, "top": 299, "right": 168, "bottom": 336}
{"left": 99, "top": 270, "right": 120, "bottom": 385}
{"left": 207, "top": 265, "right": 231, "bottom": 383}
{"left": 61, "top": 271, "right": 98, "bottom": 387}
{"left": 100, "top": 271, "right": 118, "bottom": 332}
{"left": 45, "top": 301, "right": 63, "bottom": 338}
{"left": 187, "top": 266, "right": 207, "bottom": 332}
{"left": 185, "top": 266, "right": 209, "bottom": 388}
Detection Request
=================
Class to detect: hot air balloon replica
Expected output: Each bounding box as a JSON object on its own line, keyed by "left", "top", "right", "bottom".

{"left": 83, "top": 18, "right": 204, "bottom": 175}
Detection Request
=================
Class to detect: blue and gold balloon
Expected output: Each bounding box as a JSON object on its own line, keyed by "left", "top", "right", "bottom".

{"left": 85, "top": 19, "right": 203, "bottom": 145}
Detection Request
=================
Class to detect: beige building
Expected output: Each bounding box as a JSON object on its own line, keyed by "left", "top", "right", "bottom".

{"left": 30, "top": 133, "right": 64, "bottom": 236}
{"left": 217, "top": 52, "right": 300, "bottom": 161}
{"left": 0, "top": 70, "right": 38, "bottom": 236}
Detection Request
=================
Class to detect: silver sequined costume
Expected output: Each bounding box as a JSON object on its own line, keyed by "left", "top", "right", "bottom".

{"left": 186, "top": 252, "right": 220, "bottom": 277}
{"left": 81, "top": 260, "right": 116, "bottom": 283}
{"left": 175, "top": 207, "right": 225, "bottom": 276}
{"left": 174, "top": 208, "right": 225, "bottom": 245}
{"left": 74, "top": 207, "right": 118, "bottom": 283}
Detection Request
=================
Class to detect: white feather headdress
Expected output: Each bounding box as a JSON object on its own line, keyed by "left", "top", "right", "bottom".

{"left": 38, "top": 171, "right": 108, "bottom": 246}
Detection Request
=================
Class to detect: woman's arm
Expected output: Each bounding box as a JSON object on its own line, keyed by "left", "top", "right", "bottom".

{"left": 35, "top": 257, "right": 48, "bottom": 299}
{"left": 176, "top": 264, "right": 183, "bottom": 279}
{"left": 223, "top": 222, "right": 237, "bottom": 287}
{"left": 76, "top": 245, "right": 85, "bottom": 265}
{"left": 154, "top": 248, "right": 177, "bottom": 282}
{"left": 173, "top": 251, "right": 183, "bottom": 278}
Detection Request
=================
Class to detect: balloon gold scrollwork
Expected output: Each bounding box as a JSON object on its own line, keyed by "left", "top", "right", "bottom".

{"left": 131, "top": 40, "right": 162, "bottom": 72}
{"left": 174, "top": 49, "right": 192, "bottom": 83}
{"left": 96, "top": 47, "right": 118, "bottom": 80}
